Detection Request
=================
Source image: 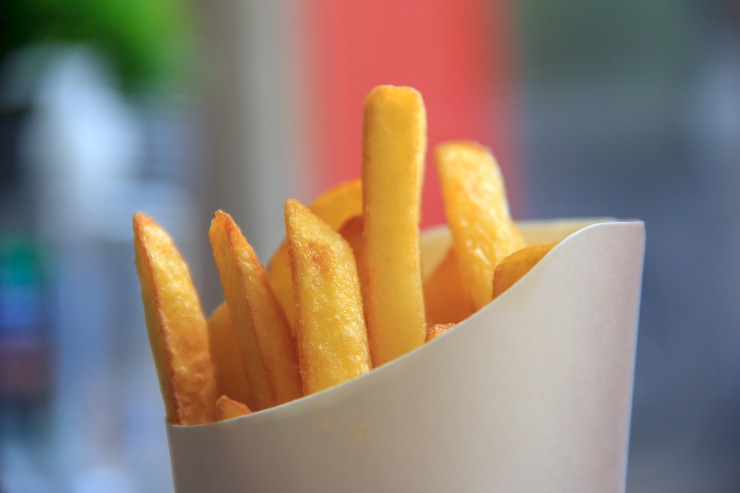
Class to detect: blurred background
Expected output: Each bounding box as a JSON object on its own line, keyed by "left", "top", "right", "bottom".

{"left": 0, "top": 0, "right": 738, "bottom": 491}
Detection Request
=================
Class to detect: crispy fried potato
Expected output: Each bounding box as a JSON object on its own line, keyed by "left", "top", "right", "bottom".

{"left": 337, "top": 215, "right": 368, "bottom": 303}
{"left": 425, "top": 323, "right": 456, "bottom": 343}
{"left": 436, "top": 141, "right": 524, "bottom": 310}
{"left": 423, "top": 248, "right": 474, "bottom": 326}
{"left": 285, "top": 199, "right": 370, "bottom": 395}
{"left": 310, "top": 179, "right": 363, "bottom": 229}
{"left": 207, "top": 303, "right": 251, "bottom": 407}
{"left": 215, "top": 395, "right": 252, "bottom": 421}
{"left": 133, "top": 213, "right": 217, "bottom": 425}
{"left": 492, "top": 242, "right": 558, "bottom": 299}
{"left": 209, "top": 211, "right": 301, "bottom": 411}
{"left": 362, "top": 85, "right": 427, "bottom": 366}
{"left": 267, "top": 180, "right": 362, "bottom": 329}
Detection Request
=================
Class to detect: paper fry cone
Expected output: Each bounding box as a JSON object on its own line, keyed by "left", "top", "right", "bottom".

{"left": 167, "top": 220, "right": 645, "bottom": 493}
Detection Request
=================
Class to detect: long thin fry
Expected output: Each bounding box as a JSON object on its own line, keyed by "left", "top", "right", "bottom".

{"left": 267, "top": 179, "right": 362, "bottom": 329}
{"left": 133, "top": 213, "right": 217, "bottom": 425}
{"left": 285, "top": 199, "right": 370, "bottom": 395}
{"left": 362, "top": 85, "right": 427, "bottom": 366}
{"left": 209, "top": 211, "right": 302, "bottom": 411}
{"left": 436, "top": 141, "right": 524, "bottom": 310}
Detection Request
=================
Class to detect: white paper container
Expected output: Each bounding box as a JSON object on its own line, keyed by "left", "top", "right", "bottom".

{"left": 167, "top": 219, "right": 645, "bottom": 493}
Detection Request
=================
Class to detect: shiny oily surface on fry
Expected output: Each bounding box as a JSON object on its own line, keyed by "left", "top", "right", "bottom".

{"left": 362, "top": 85, "right": 427, "bottom": 367}
{"left": 492, "top": 242, "right": 558, "bottom": 299}
{"left": 133, "top": 213, "right": 217, "bottom": 425}
{"left": 207, "top": 303, "right": 251, "bottom": 406}
{"left": 267, "top": 179, "right": 363, "bottom": 329}
{"left": 436, "top": 141, "right": 525, "bottom": 310}
{"left": 210, "top": 211, "right": 302, "bottom": 411}
{"left": 285, "top": 199, "right": 371, "bottom": 395}
{"left": 215, "top": 395, "right": 252, "bottom": 421}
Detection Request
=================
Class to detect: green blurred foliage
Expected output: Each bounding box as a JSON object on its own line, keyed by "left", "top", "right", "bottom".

{"left": 0, "top": 0, "right": 196, "bottom": 92}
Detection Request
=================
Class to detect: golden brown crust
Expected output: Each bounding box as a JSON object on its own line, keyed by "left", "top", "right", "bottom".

{"left": 436, "top": 141, "right": 524, "bottom": 310}
{"left": 285, "top": 199, "right": 370, "bottom": 395}
{"left": 133, "top": 212, "right": 218, "bottom": 425}
{"left": 267, "top": 179, "right": 363, "bottom": 331}
{"left": 210, "top": 211, "right": 302, "bottom": 411}
{"left": 362, "top": 86, "right": 427, "bottom": 367}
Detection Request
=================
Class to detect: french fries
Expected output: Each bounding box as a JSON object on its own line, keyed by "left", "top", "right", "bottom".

{"left": 285, "top": 199, "right": 370, "bottom": 394}
{"left": 337, "top": 215, "right": 368, "bottom": 303}
{"left": 362, "top": 85, "right": 427, "bottom": 366}
{"left": 492, "top": 242, "right": 557, "bottom": 299}
{"left": 309, "top": 179, "right": 363, "bottom": 228}
{"left": 207, "top": 303, "right": 251, "bottom": 407}
{"left": 215, "top": 395, "right": 252, "bottom": 421}
{"left": 426, "top": 323, "right": 456, "bottom": 343}
{"left": 135, "top": 84, "right": 562, "bottom": 425}
{"left": 423, "top": 249, "right": 474, "bottom": 326}
{"left": 209, "top": 211, "right": 301, "bottom": 411}
{"left": 133, "top": 213, "right": 217, "bottom": 425}
{"left": 267, "top": 179, "right": 362, "bottom": 329}
{"left": 436, "top": 141, "right": 525, "bottom": 310}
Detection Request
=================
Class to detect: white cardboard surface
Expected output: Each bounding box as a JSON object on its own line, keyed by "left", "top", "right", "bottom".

{"left": 167, "top": 220, "right": 645, "bottom": 493}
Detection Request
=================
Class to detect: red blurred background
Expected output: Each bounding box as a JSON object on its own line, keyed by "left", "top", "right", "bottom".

{"left": 303, "top": 0, "right": 520, "bottom": 226}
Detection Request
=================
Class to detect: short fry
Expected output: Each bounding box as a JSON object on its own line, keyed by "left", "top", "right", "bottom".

{"left": 133, "top": 213, "right": 217, "bottom": 425}
{"left": 267, "top": 179, "right": 362, "bottom": 329}
{"left": 207, "top": 303, "right": 251, "bottom": 407}
{"left": 215, "top": 395, "right": 252, "bottom": 421}
{"left": 436, "top": 141, "right": 524, "bottom": 310}
{"left": 210, "top": 211, "right": 302, "bottom": 411}
{"left": 492, "top": 242, "right": 558, "bottom": 299}
{"left": 423, "top": 248, "right": 474, "bottom": 326}
{"left": 362, "top": 85, "right": 427, "bottom": 366}
{"left": 425, "top": 323, "right": 456, "bottom": 343}
{"left": 285, "top": 199, "right": 370, "bottom": 395}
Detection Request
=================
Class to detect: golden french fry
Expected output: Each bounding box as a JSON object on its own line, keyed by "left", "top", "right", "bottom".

{"left": 207, "top": 303, "right": 251, "bottom": 407}
{"left": 310, "top": 179, "right": 363, "bottom": 229}
{"left": 215, "top": 395, "right": 252, "bottom": 421}
{"left": 133, "top": 213, "right": 217, "bottom": 425}
{"left": 267, "top": 179, "right": 362, "bottom": 329}
{"left": 337, "top": 215, "right": 368, "bottom": 303}
{"left": 209, "top": 211, "right": 302, "bottom": 411}
{"left": 423, "top": 248, "right": 475, "bottom": 326}
{"left": 492, "top": 242, "right": 558, "bottom": 299}
{"left": 285, "top": 199, "right": 370, "bottom": 395}
{"left": 425, "top": 323, "right": 456, "bottom": 343}
{"left": 362, "top": 85, "right": 427, "bottom": 366}
{"left": 436, "top": 141, "right": 525, "bottom": 310}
